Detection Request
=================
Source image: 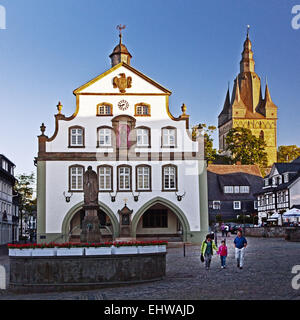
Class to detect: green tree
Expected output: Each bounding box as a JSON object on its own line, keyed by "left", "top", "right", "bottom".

{"left": 192, "top": 123, "right": 218, "bottom": 163}
{"left": 225, "top": 127, "right": 268, "bottom": 168}
{"left": 15, "top": 173, "right": 36, "bottom": 239}
{"left": 277, "top": 145, "right": 300, "bottom": 163}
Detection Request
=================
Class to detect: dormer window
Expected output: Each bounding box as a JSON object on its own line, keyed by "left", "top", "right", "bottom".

{"left": 240, "top": 186, "right": 250, "bottom": 193}
{"left": 97, "top": 103, "right": 113, "bottom": 116}
{"left": 265, "top": 179, "right": 269, "bottom": 187}
{"left": 272, "top": 177, "right": 277, "bottom": 186}
{"left": 135, "top": 103, "right": 150, "bottom": 116}
{"left": 284, "top": 173, "right": 289, "bottom": 183}
{"left": 224, "top": 186, "right": 234, "bottom": 193}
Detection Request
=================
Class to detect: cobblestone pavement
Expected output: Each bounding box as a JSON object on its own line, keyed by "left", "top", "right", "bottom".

{"left": 0, "top": 235, "right": 300, "bottom": 300}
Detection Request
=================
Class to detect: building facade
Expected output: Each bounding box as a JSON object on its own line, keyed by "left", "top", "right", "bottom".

{"left": 0, "top": 154, "right": 19, "bottom": 244}
{"left": 207, "top": 164, "right": 263, "bottom": 223}
{"left": 256, "top": 157, "right": 300, "bottom": 224}
{"left": 218, "top": 30, "right": 278, "bottom": 166}
{"left": 36, "top": 34, "right": 209, "bottom": 244}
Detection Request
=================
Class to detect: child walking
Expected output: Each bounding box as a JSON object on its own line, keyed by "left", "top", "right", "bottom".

{"left": 217, "top": 240, "right": 228, "bottom": 269}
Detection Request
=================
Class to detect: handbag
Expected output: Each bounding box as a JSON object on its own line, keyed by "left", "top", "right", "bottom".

{"left": 200, "top": 254, "right": 204, "bottom": 263}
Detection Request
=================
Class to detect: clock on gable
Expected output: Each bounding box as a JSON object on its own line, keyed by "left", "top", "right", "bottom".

{"left": 118, "top": 100, "right": 129, "bottom": 111}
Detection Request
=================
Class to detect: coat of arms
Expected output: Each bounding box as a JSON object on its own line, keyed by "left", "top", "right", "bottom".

{"left": 113, "top": 73, "right": 132, "bottom": 93}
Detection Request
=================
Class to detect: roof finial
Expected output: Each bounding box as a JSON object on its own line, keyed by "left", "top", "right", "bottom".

{"left": 247, "top": 24, "right": 250, "bottom": 38}
{"left": 117, "top": 24, "right": 126, "bottom": 45}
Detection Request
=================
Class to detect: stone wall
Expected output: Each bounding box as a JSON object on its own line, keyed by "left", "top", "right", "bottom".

{"left": 285, "top": 227, "right": 300, "bottom": 242}
{"left": 9, "top": 252, "right": 166, "bottom": 293}
{"left": 244, "top": 227, "right": 286, "bottom": 238}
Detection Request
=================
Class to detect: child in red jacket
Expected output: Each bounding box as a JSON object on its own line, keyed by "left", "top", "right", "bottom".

{"left": 217, "top": 240, "right": 228, "bottom": 269}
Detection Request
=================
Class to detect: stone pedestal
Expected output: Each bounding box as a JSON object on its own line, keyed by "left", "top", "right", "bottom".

{"left": 80, "top": 207, "right": 102, "bottom": 243}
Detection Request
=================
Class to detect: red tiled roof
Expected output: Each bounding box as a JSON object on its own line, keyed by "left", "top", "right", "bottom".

{"left": 207, "top": 164, "right": 262, "bottom": 177}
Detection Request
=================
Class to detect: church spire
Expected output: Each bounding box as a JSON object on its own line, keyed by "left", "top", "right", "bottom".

{"left": 240, "top": 25, "right": 255, "bottom": 73}
{"left": 110, "top": 25, "right": 132, "bottom": 67}
{"left": 265, "top": 78, "right": 272, "bottom": 102}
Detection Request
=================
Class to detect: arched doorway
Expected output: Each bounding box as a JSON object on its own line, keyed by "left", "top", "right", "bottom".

{"left": 131, "top": 197, "right": 191, "bottom": 242}
{"left": 61, "top": 201, "right": 119, "bottom": 242}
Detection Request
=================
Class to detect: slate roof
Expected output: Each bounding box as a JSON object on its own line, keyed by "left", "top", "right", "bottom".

{"left": 207, "top": 168, "right": 263, "bottom": 202}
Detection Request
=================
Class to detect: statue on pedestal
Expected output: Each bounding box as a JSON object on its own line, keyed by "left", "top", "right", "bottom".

{"left": 80, "top": 166, "right": 102, "bottom": 243}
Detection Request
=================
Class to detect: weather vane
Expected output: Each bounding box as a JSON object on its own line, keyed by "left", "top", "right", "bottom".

{"left": 117, "top": 24, "right": 126, "bottom": 34}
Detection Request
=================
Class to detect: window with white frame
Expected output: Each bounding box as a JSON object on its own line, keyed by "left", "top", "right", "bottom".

{"left": 70, "top": 166, "right": 84, "bottom": 191}
{"left": 213, "top": 201, "right": 221, "bottom": 209}
{"left": 136, "top": 128, "right": 150, "bottom": 147}
{"left": 233, "top": 201, "right": 241, "bottom": 210}
{"left": 98, "top": 128, "right": 112, "bottom": 147}
{"left": 135, "top": 104, "right": 150, "bottom": 116}
{"left": 70, "top": 127, "right": 84, "bottom": 147}
{"left": 224, "top": 186, "right": 234, "bottom": 193}
{"left": 97, "top": 104, "right": 112, "bottom": 116}
{"left": 137, "top": 166, "right": 151, "bottom": 190}
{"left": 162, "top": 128, "right": 176, "bottom": 147}
{"left": 163, "top": 165, "right": 177, "bottom": 190}
{"left": 234, "top": 186, "right": 240, "bottom": 193}
{"left": 284, "top": 173, "right": 289, "bottom": 183}
{"left": 98, "top": 166, "right": 112, "bottom": 191}
{"left": 264, "top": 179, "right": 269, "bottom": 187}
{"left": 240, "top": 186, "right": 250, "bottom": 193}
{"left": 118, "top": 166, "right": 131, "bottom": 191}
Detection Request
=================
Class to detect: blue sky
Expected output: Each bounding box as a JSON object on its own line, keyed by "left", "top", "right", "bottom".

{"left": 0, "top": 0, "right": 299, "bottom": 175}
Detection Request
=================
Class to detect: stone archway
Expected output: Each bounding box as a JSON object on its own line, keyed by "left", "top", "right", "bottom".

{"left": 131, "top": 197, "right": 191, "bottom": 242}
{"left": 61, "top": 201, "right": 119, "bottom": 242}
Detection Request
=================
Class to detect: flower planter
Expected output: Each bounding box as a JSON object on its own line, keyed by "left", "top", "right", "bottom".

{"left": 31, "top": 248, "right": 56, "bottom": 257}
{"left": 157, "top": 245, "right": 167, "bottom": 253}
{"left": 56, "top": 248, "right": 84, "bottom": 256}
{"left": 112, "top": 246, "right": 138, "bottom": 255}
{"left": 13, "top": 249, "right": 33, "bottom": 257}
{"left": 8, "top": 249, "right": 16, "bottom": 257}
{"left": 85, "top": 247, "right": 112, "bottom": 256}
{"left": 138, "top": 245, "right": 157, "bottom": 254}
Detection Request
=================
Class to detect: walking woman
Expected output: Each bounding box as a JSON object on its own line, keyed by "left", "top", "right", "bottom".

{"left": 201, "top": 234, "right": 218, "bottom": 270}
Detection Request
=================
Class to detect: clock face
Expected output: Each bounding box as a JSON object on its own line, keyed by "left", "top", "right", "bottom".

{"left": 118, "top": 100, "right": 129, "bottom": 111}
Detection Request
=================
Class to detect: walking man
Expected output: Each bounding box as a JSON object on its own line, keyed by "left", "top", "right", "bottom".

{"left": 234, "top": 230, "right": 247, "bottom": 269}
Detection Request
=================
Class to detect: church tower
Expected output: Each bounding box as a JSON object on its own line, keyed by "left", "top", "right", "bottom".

{"left": 218, "top": 28, "right": 278, "bottom": 166}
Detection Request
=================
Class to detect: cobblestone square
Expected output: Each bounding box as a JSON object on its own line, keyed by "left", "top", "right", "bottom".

{"left": 0, "top": 235, "right": 300, "bottom": 300}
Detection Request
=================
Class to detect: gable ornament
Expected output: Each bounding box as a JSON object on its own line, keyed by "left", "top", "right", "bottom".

{"left": 113, "top": 73, "right": 132, "bottom": 93}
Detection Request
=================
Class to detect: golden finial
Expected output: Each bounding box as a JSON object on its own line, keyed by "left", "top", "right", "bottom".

{"left": 57, "top": 101, "right": 63, "bottom": 114}
{"left": 181, "top": 103, "right": 187, "bottom": 115}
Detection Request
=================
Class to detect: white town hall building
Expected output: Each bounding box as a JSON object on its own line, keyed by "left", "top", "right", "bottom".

{"left": 36, "top": 31, "right": 209, "bottom": 244}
